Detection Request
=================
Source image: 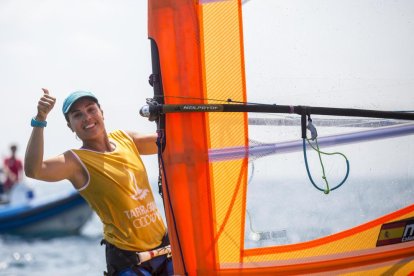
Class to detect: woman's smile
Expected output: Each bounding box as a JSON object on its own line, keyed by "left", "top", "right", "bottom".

{"left": 84, "top": 122, "right": 97, "bottom": 130}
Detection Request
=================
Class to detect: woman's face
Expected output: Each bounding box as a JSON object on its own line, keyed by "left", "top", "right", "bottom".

{"left": 67, "top": 98, "right": 105, "bottom": 140}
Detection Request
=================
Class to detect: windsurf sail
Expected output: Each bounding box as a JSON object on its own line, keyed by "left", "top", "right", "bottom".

{"left": 147, "top": 0, "right": 414, "bottom": 274}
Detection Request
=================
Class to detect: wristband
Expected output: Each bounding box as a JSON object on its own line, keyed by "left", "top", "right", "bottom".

{"left": 31, "top": 117, "right": 47, "bottom": 128}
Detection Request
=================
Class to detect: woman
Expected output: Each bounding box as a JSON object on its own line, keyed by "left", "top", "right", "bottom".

{"left": 25, "top": 88, "right": 173, "bottom": 276}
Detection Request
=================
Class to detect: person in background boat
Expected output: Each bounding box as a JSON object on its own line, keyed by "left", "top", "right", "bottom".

{"left": 0, "top": 144, "right": 23, "bottom": 203}
{"left": 25, "top": 88, "right": 173, "bottom": 276}
{"left": 0, "top": 168, "right": 4, "bottom": 204}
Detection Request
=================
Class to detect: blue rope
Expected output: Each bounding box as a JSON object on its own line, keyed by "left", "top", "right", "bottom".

{"left": 302, "top": 139, "right": 350, "bottom": 193}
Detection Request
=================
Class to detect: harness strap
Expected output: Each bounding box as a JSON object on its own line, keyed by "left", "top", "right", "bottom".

{"left": 101, "top": 234, "right": 171, "bottom": 275}
{"left": 136, "top": 245, "right": 172, "bottom": 265}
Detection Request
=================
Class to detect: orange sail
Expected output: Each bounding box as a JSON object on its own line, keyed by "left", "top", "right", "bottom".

{"left": 147, "top": 0, "right": 414, "bottom": 274}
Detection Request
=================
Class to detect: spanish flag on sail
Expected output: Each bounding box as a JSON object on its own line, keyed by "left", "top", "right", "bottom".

{"left": 377, "top": 218, "right": 414, "bottom": 246}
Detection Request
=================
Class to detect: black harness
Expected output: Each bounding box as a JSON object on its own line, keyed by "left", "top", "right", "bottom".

{"left": 102, "top": 234, "right": 171, "bottom": 276}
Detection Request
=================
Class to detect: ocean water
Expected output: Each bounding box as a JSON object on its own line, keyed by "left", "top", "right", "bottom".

{"left": 0, "top": 214, "right": 106, "bottom": 276}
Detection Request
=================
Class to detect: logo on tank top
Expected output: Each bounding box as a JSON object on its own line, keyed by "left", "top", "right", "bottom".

{"left": 128, "top": 170, "right": 149, "bottom": 201}
{"left": 124, "top": 170, "right": 162, "bottom": 229}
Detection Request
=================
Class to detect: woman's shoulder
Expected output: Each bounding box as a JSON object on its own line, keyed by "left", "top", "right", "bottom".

{"left": 108, "top": 129, "right": 134, "bottom": 142}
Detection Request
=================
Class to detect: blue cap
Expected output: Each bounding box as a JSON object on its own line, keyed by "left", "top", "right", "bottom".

{"left": 62, "top": 91, "right": 98, "bottom": 115}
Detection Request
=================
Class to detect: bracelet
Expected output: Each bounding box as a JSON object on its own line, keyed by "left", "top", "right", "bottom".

{"left": 31, "top": 117, "right": 47, "bottom": 128}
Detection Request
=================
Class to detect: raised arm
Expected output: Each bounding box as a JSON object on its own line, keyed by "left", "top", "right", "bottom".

{"left": 24, "top": 89, "right": 79, "bottom": 183}
{"left": 126, "top": 131, "right": 158, "bottom": 155}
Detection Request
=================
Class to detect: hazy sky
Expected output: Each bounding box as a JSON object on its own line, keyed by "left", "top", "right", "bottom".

{"left": 1, "top": 0, "right": 413, "bottom": 185}
{"left": 243, "top": 0, "right": 414, "bottom": 109}
{"left": 0, "top": 0, "right": 154, "bottom": 168}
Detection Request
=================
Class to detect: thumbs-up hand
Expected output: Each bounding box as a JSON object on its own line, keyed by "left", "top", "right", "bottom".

{"left": 36, "top": 88, "right": 56, "bottom": 121}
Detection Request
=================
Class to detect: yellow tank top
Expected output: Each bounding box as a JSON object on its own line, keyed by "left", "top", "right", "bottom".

{"left": 71, "top": 130, "right": 166, "bottom": 251}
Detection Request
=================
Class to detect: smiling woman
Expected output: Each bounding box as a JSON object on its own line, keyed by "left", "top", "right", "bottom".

{"left": 63, "top": 92, "right": 109, "bottom": 150}
{"left": 24, "top": 89, "right": 173, "bottom": 275}
{"left": 0, "top": 1, "right": 156, "bottom": 275}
